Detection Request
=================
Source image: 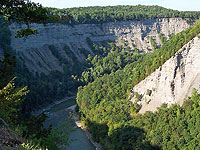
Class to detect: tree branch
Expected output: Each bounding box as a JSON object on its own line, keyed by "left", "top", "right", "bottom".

{"left": 0, "top": 118, "right": 9, "bottom": 128}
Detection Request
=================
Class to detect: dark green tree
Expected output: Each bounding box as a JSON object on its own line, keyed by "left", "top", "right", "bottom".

{"left": 0, "top": 0, "right": 48, "bottom": 37}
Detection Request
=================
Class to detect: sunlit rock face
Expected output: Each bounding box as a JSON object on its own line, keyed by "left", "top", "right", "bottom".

{"left": 9, "top": 18, "right": 191, "bottom": 74}
{"left": 130, "top": 36, "right": 200, "bottom": 113}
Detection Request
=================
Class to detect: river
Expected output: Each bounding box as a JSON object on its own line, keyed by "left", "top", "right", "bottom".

{"left": 42, "top": 97, "right": 96, "bottom": 150}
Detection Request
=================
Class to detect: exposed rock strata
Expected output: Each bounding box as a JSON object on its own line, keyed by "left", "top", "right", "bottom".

{"left": 9, "top": 18, "right": 191, "bottom": 74}
{"left": 130, "top": 36, "right": 200, "bottom": 113}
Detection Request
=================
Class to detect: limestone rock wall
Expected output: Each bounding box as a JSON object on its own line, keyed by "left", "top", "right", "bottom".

{"left": 9, "top": 18, "right": 191, "bottom": 74}
{"left": 130, "top": 36, "right": 200, "bottom": 113}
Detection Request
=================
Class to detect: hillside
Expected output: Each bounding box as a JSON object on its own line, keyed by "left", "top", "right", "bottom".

{"left": 47, "top": 5, "right": 200, "bottom": 24}
{"left": 130, "top": 36, "right": 200, "bottom": 113}
{"left": 76, "top": 20, "right": 200, "bottom": 149}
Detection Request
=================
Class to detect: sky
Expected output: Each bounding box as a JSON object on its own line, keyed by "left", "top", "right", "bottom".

{"left": 31, "top": 0, "right": 200, "bottom": 11}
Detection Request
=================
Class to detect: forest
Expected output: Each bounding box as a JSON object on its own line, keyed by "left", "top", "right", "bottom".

{"left": 85, "top": 89, "right": 200, "bottom": 149}
{"left": 46, "top": 5, "right": 200, "bottom": 24}
{"left": 77, "top": 20, "right": 200, "bottom": 149}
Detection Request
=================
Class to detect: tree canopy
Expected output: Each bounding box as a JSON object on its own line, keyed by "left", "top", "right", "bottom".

{"left": 0, "top": 0, "right": 48, "bottom": 24}
{"left": 77, "top": 20, "right": 200, "bottom": 149}
{"left": 0, "top": 0, "right": 48, "bottom": 38}
{"left": 47, "top": 5, "right": 200, "bottom": 24}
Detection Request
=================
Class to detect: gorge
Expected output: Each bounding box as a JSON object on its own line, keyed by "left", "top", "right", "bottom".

{"left": 1, "top": 4, "right": 200, "bottom": 150}
{"left": 9, "top": 18, "right": 191, "bottom": 74}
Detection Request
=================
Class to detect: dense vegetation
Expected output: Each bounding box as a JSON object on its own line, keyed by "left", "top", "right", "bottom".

{"left": 79, "top": 43, "right": 141, "bottom": 84}
{"left": 87, "top": 89, "right": 200, "bottom": 149}
{"left": 47, "top": 5, "right": 200, "bottom": 24}
{"left": 16, "top": 51, "right": 83, "bottom": 113}
{"left": 77, "top": 20, "right": 200, "bottom": 149}
{"left": 0, "top": 1, "right": 73, "bottom": 149}
{"left": 0, "top": 17, "right": 71, "bottom": 113}
{"left": 2, "top": 3, "right": 200, "bottom": 149}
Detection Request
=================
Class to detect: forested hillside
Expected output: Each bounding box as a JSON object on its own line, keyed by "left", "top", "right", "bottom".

{"left": 77, "top": 20, "right": 200, "bottom": 149}
{"left": 47, "top": 5, "right": 200, "bottom": 24}
{"left": 87, "top": 89, "right": 200, "bottom": 149}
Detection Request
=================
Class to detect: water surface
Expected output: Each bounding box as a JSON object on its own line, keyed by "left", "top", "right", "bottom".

{"left": 45, "top": 99, "right": 95, "bottom": 150}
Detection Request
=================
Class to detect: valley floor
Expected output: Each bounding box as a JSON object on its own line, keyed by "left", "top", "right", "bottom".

{"left": 41, "top": 97, "right": 97, "bottom": 150}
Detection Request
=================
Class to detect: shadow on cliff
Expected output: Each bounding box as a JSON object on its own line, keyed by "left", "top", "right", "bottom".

{"left": 87, "top": 120, "right": 161, "bottom": 150}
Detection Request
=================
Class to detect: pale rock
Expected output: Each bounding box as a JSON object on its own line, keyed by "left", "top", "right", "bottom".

{"left": 130, "top": 36, "right": 200, "bottom": 113}
{"left": 9, "top": 18, "right": 191, "bottom": 74}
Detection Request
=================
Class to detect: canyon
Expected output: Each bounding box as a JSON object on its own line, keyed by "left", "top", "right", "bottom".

{"left": 9, "top": 18, "right": 191, "bottom": 74}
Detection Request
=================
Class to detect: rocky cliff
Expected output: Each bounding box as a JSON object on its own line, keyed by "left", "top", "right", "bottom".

{"left": 130, "top": 36, "right": 200, "bottom": 113}
{"left": 9, "top": 18, "right": 191, "bottom": 74}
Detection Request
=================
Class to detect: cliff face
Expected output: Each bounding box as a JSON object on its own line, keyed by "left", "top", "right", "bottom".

{"left": 130, "top": 36, "right": 200, "bottom": 113}
{"left": 9, "top": 18, "right": 191, "bottom": 74}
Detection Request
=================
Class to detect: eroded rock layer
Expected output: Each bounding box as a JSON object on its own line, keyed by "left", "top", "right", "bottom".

{"left": 130, "top": 36, "right": 200, "bottom": 113}
{"left": 9, "top": 18, "right": 191, "bottom": 74}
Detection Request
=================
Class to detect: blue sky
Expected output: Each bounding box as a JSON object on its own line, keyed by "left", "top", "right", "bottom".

{"left": 31, "top": 0, "right": 199, "bottom": 11}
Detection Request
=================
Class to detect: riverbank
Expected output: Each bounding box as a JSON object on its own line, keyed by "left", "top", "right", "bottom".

{"left": 33, "top": 95, "right": 101, "bottom": 150}
{"left": 39, "top": 96, "right": 99, "bottom": 150}
{"left": 32, "top": 96, "right": 76, "bottom": 115}
{"left": 71, "top": 107, "right": 102, "bottom": 150}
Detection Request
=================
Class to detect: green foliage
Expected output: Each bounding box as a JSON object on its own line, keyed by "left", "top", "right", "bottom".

{"left": 0, "top": 52, "right": 15, "bottom": 89}
{"left": 0, "top": 0, "right": 48, "bottom": 38}
{"left": 0, "top": 78, "right": 29, "bottom": 124}
{"left": 150, "top": 36, "right": 157, "bottom": 50}
{"left": 79, "top": 48, "right": 90, "bottom": 58}
{"left": 134, "top": 92, "right": 141, "bottom": 102}
{"left": 48, "top": 45, "right": 68, "bottom": 65}
{"left": 159, "top": 33, "right": 166, "bottom": 44}
{"left": 21, "top": 113, "right": 74, "bottom": 150}
{"left": 86, "top": 37, "right": 109, "bottom": 56}
{"left": 47, "top": 5, "right": 200, "bottom": 25}
{"left": 0, "top": 0, "right": 48, "bottom": 24}
{"left": 80, "top": 44, "right": 140, "bottom": 84}
{"left": 20, "top": 142, "right": 42, "bottom": 150}
{"left": 15, "top": 69, "right": 79, "bottom": 112}
{"left": 23, "top": 113, "right": 51, "bottom": 139}
{"left": 0, "top": 1, "right": 75, "bottom": 149}
{"left": 1, "top": 2, "right": 200, "bottom": 149}
{"left": 63, "top": 45, "right": 77, "bottom": 62}
{"left": 81, "top": 89, "right": 200, "bottom": 149}
{"left": 0, "top": 16, "right": 11, "bottom": 50}
{"left": 77, "top": 20, "right": 200, "bottom": 149}
{"left": 15, "top": 28, "right": 39, "bottom": 38}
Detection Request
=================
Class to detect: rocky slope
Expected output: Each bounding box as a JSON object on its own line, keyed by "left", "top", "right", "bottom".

{"left": 130, "top": 36, "right": 200, "bottom": 113}
{"left": 9, "top": 18, "right": 191, "bottom": 74}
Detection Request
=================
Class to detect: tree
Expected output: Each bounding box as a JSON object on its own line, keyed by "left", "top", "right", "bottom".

{"left": 0, "top": 1, "right": 73, "bottom": 149}
{"left": 0, "top": 52, "right": 15, "bottom": 89}
{"left": 0, "top": 0, "right": 48, "bottom": 37}
{"left": 0, "top": 78, "right": 29, "bottom": 124}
